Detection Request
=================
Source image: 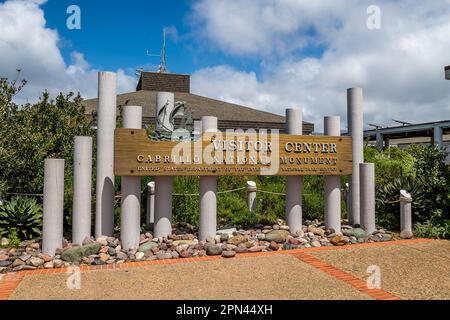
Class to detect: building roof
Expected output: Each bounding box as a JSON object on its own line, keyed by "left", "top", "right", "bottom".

{"left": 364, "top": 120, "right": 450, "bottom": 139}
{"left": 83, "top": 72, "right": 314, "bottom": 133}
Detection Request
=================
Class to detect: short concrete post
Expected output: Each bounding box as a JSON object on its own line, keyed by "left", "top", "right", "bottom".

{"left": 95, "top": 71, "right": 117, "bottom": 238}
{"left": 146, "top": 181, "right": 155, "bottom": 227}
{"left": 246, "top": 181, "right": 257, "bottom": 212}
{"left": 154, "top": 92, "right": 175, "bottom": 238}
{"left": 72, "top": 136, "right": 93, "bottom": 245}
{"left": 399, "top": 190, "right": 413, "bottom": 239}
{"left": 42, "top": 159, "right": 65, "bottom": 256}
{"left": 120, "top": 106, "right": 142, "bottom": 250}
{"left": 347, "top": 88, "right": 364, "bottom": 226}
{"left": 360, "top": 163, "right": 376, "bottom": 235}
{"left": 324, "top": 116, "right": 341, "bottom": 234}
{"left": 285, "top": 108, "right": 303, "bottom": 234}
{"left": 199, "top": 116, "right": 218, "bottom": 241}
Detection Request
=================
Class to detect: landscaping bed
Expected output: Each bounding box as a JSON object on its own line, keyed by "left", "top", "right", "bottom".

{"left": 0, "top": 219, "right": 398, "bottom": 273}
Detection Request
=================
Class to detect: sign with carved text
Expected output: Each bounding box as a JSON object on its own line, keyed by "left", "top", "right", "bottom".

{"left": 114, "top": 129, "right": 352, "bottom": 176}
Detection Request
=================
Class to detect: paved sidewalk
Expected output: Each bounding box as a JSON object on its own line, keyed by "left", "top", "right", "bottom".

{"left": 1, "top": 239, "right": 448, "bottom": 300}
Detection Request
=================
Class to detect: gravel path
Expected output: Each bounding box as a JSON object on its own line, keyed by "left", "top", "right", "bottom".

{"left": 9, "top": 254, "right": 370, "bottom": 300}
{"left": 310, "top": 240, "right": 450, "bottom": 300}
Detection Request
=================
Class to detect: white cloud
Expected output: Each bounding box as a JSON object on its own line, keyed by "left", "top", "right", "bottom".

{"left": 190, "top": 0, "right": 450, "bottom": 131}
{"left": 0, "top": 0, "right": 135, "bottom": 104}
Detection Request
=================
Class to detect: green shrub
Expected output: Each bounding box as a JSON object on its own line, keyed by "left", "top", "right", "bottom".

{"left": 7, "top": 229, "right": 21, "bottom": 248}
{"left": 0, "top": 197, "right": 43, "bottom": 240}
{"left": 414, "top": 213, "right": 450, "bottom": 239}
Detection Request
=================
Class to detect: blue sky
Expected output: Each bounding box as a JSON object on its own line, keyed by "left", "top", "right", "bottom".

{"left": 41, "top": 0, "right": 264, "bottom": 78}
{"left": 1, "top": 0, "right": 449, "bottom": 130}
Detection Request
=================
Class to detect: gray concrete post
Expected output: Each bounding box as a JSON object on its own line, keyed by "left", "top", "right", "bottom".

{"left": 399, "top": 190, "right": 413, "bottom": 239}
{"left": 95, "top": 71, "right": 117, "bottom": 238}
{"left": 120, "top": 106, "right": 142, "bottom": 250}
{"left": 285, "top": 108, "right": 303, "bottom": 234}
{"left": 72, "top": 136, "right": 93, "bottom": 245}
{"left": 246, "top": 181, "right": 257, "bottom": 213}
{"left": 146, "top": 181, "right": 155, "bottom": 226}
{"left": 360, "top": 163, "right": 376, "bottom": 235}
{"left": 433, "top": 125, "right": 443, "bottom": 149}
{"left": 42, "top": 159, "right": 65, "bottom": 256}
{"left": 199, "top": 116, "right": 218, "bottom": 241}
{"left": 154, "top": 92, "right": 175, "bottom": 238}
{"left": 376, "top": 131, "right": 383, "bottom": 151}
{"left": 324, "top": 116, "right": 341, "bottom": 234}
{"left": 347, "top": 88, "right": 364, "bottom": 226}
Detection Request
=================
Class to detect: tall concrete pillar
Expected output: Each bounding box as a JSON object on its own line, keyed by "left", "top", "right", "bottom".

{"left": 95, "top": 71, "right": 117, "bottom": 238}
{"left": 285, "top": 108, "right": 303, "bottom": 234}
{"left": 347, "top": 88, "right": 364, "bottom": 226}
{"left": 399, "top": 190, "right": 413, "bottom": 239}
{"left": 246, "top": 181, "right": 257, "bottom": 212}
{"left": 72, "top": 136, "right": 93, "bottom": 245}
{"left": 433, "top": 125, "right": 443, "bottom": 149}
{"left": 42, "top": 159, "right": 65, "bottom": 256}
{"left": 120, "top": 106, "right": 142, "bottom": 250}
{"left": 154, "top": 92, "right": 175, "bottom": 238}
{"left": 199, "top": 116, "right": 218, "bottom": 241}
{"left": 146, "top": 181, "right": 155, "bottom": 226}
{"left": 360, "top": 163, "right": 376, "bottom": 235}
{"left": 324, "top": 116, "right": 341, "bottom": 234}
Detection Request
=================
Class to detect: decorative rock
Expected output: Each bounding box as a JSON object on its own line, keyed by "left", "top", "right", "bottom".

{"left": 29, "top": 257, "right": 44, "bottom": 267}
{"left": 282, "top": 243, "right": 292, "bottom": 250}
{"left": 265, "top": 230, "right": 290, "bottom": 243}
{"left": 307, "top": 225, "right": 325, "bottom": 237}
{"left": 156, "top": 252, "right": 172, "bottom": 260}
{"left": 19, "top": 254, "right": 31, "bottom": 262}
{"left": 95, "top": 236, "right": 108, "bottom": 246}
{"left": 206, "top": 245, "right": 222, "bottom": 256}
{"left": 343, "top": 228, "right": 366, "bottom": 239}
{"left": 280, "top": 225, "right": 290, "bottom": 231}
{"left": 249, "top": 246, "right": 264, "bottom": 252}
{"left": 269, "top": 241, "right": 279, "bottom": 250}
{"left": 30, "top": 243, "right": 40, "bottom": 250}
{"left": 53, "top": 259, "right": 63, "bottom": 268}
{"left": 13, "top": 265, "right": 36, "bottom": 272}
{"left": 289, "top": 238, "right": 299, "bottom": 245}
{"left": 116, "top": 252, "right": 127, "bottom": 260}
{"left": 61, "top": 243, "right": 101, "bottom": 262}
{"left": 220, "top": 233, "right": 229, "bottom": 242}
{"left": 40, "top": 254, "right": 53, "bottom": 263}
{"left": 0, "top": 260, "right": 12, "bottom": 267}
{"left": 172, "top": 239, "right": 198, "bottom": 247}
{"left": 0, "top": 254, "right": 9, "bottom": 261}
{"left": 99, "top": 253, "right": 109, "bottom": 262}
{"left": 138, "top": 241, "right": 158, "bottom": 252}
{"left": 380, "top": 234, "right": 392, "bottom": 242}
{"left": 44, "top": 262, "right": 54, "bottom": 269}
{"left": 214, "top": 235, "right": 222, "bottom": 243}
{"left": 171, "top": 251, "right": 179, "bottom": 259}
{"left": 222, "top": 250, "right": 236, "bottom": 258}
{"left": 12, "top": 259, "right": 25, "bottom": 267}
{"left": 135, "top": 252, "right": 145, "bottom": 260}
{"left": 227, "top": 235, "right": 246, "bottom": 246}
{"left": 330, "top": 235, "right": 348, "bottom": 246}
{"left": 108, "top": 247, "right": 116, "bottom": 256}
{"left": 234, "top": 246, "right": 248, "bottom": 253}
{"left": 179, "top": 250, "right": 191, "bottom": 258}
{"left": 311, "top": 241, "right": 321, "bottom": 248}
{"left": 256, "top": 233, "right": 266, "bottom": 241}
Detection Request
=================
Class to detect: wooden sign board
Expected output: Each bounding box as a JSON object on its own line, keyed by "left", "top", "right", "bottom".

{"left": 114, "top": 129, "right": 352, "bottom": 176}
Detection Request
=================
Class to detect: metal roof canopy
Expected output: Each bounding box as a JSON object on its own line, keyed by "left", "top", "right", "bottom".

{"left": 364, "top": 120, "right": 450, "bottom": 140}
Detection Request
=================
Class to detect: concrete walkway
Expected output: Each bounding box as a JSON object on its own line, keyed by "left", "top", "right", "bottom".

{"left": 1, "top": 239, "right": 448, "bottom": 300}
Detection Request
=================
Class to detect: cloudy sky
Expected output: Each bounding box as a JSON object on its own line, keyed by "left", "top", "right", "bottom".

{"left": 1, "top": 0, "right": 449, "bottom": 131}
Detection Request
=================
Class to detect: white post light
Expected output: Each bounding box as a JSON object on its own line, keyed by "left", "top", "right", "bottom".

{"left": 399, "top": 190, "right": 413, "bottom": 239}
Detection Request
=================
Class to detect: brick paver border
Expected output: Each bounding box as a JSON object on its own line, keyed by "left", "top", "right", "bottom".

{"left": 0, "top": 238, "right": 432, "bottom": 300}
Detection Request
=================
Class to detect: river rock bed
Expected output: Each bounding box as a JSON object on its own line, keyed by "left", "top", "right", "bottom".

{"left": 0, "top": 219, "right": 395, "bottom": 273}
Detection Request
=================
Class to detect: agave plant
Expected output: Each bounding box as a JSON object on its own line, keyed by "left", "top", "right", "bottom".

{"left": 376, "top": 176, "right": 426, "bottom": 216}
{"left": 0, "top": 197, "right": 43, "bottom": 240}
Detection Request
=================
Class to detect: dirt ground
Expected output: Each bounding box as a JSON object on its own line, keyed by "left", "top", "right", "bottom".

{"left": 310, "top": 240, "right": 450, "bottom": 300}
{"left": 9, "top": 254, "right": 370, "bottom": 300}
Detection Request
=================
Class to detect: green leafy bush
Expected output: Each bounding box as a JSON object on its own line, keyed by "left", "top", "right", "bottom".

{"left": 0, "top": 197, "right": 43, "bottom": 240}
